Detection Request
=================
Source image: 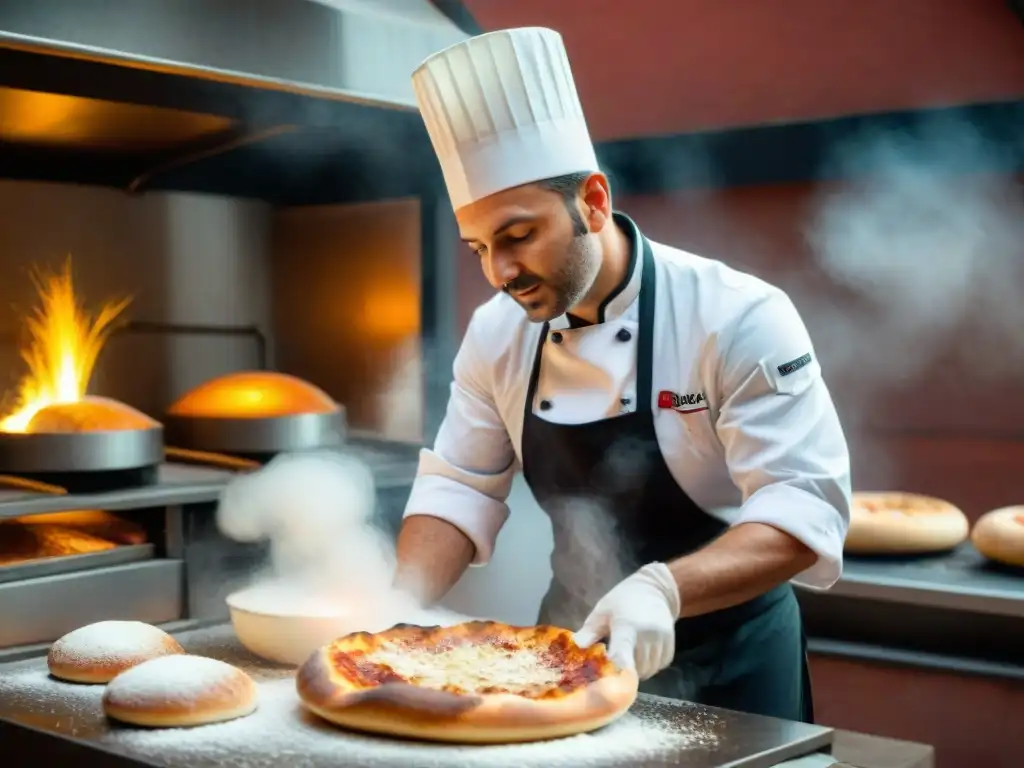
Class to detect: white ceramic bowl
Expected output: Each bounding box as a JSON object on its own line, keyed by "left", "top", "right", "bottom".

{"left": 225, "top": 584, "right": 360, "bottom": 666}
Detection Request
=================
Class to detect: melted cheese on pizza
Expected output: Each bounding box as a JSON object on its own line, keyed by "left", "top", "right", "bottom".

{"left": 365, "top": 642, "right": 562, "bottom": 693}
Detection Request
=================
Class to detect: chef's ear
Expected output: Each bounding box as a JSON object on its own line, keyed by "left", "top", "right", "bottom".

{"left": 580, "top": 173, "right": 612, "bottom": 233}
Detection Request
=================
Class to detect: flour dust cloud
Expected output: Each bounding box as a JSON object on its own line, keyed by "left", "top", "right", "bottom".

{"left": 216, "top": 450, "right": 461, "bottom": 631}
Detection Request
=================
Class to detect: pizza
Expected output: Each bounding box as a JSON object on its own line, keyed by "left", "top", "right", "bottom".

{"left": 846, "top": 491, "right": 969, "bottom": 554}
{"left": 296, "top": 620, "right": 638, "bottom": 744}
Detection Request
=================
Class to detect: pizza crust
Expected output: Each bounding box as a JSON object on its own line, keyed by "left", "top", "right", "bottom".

{"left": 846, "top": 492, "right": 969, "bottom": 555}
{"left": 971, "top": 506, "right": 1024, "bottom": 568}
{"left": 296, "top": 623, "right": 639, "bottom": 744}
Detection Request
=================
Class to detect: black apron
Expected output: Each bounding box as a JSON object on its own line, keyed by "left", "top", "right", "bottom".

{"left": 520, "top": 222, "right": 814, "bottom": 723}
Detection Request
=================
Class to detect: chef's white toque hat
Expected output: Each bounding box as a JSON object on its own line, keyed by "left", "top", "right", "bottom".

{"left": 412, "top": 27, "right": 600, "bottom": 211}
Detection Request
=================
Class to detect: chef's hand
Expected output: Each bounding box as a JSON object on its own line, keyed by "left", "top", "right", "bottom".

{"left": 572, "top": 563, "right": 681, "bottom": 680}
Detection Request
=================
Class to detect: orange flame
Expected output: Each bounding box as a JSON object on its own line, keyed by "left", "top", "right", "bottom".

{"left": 0, "top": 257, "right": 131, "bottom": 432}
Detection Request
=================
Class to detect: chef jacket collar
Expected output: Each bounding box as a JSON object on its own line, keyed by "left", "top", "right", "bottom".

{"left": 550, "top": 212, "right": 643, "bottom": 331}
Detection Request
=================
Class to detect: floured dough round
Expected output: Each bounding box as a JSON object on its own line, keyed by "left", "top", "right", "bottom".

{"left": 846, "top": 492, "right": 969, "bottom": 555}
{"left": 48, "top": 621, "right": 185, "bottom": 684}
{"left": 971, "top": 506, "right": 1024, "bottom": 567}
{"left": 103, "top": 655, "right": 258, "bottom": 727}
{"left": 167, "top": 371, "right": 337, "bottom": 418}
{"left": 27, "top": 396, "right": 159, "bottom": 432}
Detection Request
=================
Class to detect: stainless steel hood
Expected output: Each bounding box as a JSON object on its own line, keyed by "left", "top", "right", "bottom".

{"left": 0, "top": 0, "right": 468, "bottom": 107}
{"left": 0, "top": 0, "right": 468, "bottom": 203}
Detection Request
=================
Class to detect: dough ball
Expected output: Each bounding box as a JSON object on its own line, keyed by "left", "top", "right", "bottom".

{"left": 48, "top": 621, "right": 184, "bottom": 684}
{"left": 103, "top": 654, "right": 258, "bottom": 728}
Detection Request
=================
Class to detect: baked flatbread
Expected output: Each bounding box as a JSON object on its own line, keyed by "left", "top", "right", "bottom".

{"left": 846, "top": 492, "right": 969, "bottom": 554}
{"left": 971, "top": 506, "right": 1024, "bottom": 567}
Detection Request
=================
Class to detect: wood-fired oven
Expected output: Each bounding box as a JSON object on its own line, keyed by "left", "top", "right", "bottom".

{"left": 0, "top": 0, "right": 466, "bottom": 658}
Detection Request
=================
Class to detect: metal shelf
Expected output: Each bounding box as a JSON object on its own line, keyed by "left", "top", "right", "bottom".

{"left": 0, "top": 441, "right": 419, "bottom": 519}
{"left": 0, "top": 464, "right": 235, "bottom": 519}
{"left": 798, "top": 546, "right": 1024, "bottom": 674}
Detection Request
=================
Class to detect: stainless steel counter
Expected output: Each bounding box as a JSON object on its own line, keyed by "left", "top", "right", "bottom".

{"left": 0, "top": 622, "right": 834, "bottom": 768}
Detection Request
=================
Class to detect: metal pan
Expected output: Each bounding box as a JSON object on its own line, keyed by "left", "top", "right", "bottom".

{"left": 0, "top": 397, "right": 164, "bottom": 490}
{"left": 0, "top": 428, "right": 163, "bottom": 474}
{"left": 163, "top": 371, "right": 345, "bottom": 455}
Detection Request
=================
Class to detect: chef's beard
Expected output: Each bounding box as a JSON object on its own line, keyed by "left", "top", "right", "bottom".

{"left": 507, "top": 233, "right": 602, "bottom": 322}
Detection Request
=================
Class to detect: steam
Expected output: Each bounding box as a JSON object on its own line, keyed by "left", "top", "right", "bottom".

{"left": 803, "top": 119, "right": 1024, "bottom": 387}
{"left": 216, "top": 450, "right": 468, "bottom": 629}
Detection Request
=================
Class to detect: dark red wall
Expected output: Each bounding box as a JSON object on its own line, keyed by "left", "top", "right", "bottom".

{"left": 463, "top": 0, "right": 1024, "bottom": 139}
{"left": 811, "top": 654, "right": 1024, "bottom": 768}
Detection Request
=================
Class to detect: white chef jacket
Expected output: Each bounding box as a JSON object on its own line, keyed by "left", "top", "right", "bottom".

{"left": 403, "top": 221, "right": 852, "bottom": 590}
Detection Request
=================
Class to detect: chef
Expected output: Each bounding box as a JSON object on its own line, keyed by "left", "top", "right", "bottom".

{"left": 394, "top": 26, "right": 851, "bottom": 724}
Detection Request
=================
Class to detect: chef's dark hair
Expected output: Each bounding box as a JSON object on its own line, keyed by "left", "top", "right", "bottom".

{"left": 538, "top": 171, "right": 592, "bottom": 237}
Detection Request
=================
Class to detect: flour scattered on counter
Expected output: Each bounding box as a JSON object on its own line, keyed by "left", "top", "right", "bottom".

{"left": 0, "top": 664, "right": 106, "bottom": 737}
{"left": 100, "top": 677, "right": 721, "bottom": 767}
{"left": 0, "top": 664, "right": 105, "bottom": 705}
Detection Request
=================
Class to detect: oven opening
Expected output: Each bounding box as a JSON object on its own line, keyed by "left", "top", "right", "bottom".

{"left": 0, "top": 509, "right": 166, "bottom": 585}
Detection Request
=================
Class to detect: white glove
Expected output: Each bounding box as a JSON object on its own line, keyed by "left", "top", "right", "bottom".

{"left": 572, "top": 562, "right": 681, "bottom": 680}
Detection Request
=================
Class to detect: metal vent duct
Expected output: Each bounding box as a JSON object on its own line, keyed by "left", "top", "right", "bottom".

{"left": 0, "top": 0, "right": 468, "bottom": 106}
